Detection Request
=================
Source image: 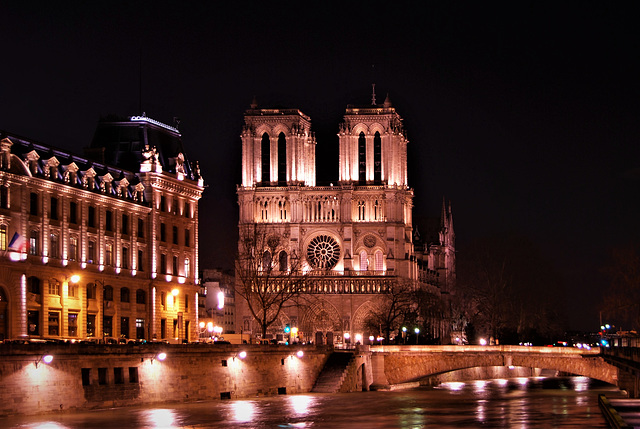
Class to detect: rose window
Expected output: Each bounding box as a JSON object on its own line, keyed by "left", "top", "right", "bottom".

{"left": 307, "top": 234, "right": 341, "bottom": 270}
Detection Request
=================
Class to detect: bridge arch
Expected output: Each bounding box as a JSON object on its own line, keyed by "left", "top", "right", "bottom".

{"left": 371, "top": 346, "right": 618, "bottom": 387}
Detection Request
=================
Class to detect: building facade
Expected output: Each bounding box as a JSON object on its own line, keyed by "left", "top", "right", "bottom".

{"left": 236, "top": 97, "right": 455, "bottom": 344}
{"left": 0, "top": 115, "right": 204, "bottom": 342}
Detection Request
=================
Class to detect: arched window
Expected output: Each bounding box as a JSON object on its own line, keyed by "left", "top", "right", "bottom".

{"left": 360, "top": 251, "right": 368, "bottom": 271}
{"left": 277, "top": 132, "right": 286, "bottom": 183}
{"left": 27, "top": 276, "right": 41, "bottom": 294}
{"left": 261, "top": 133, "right": 270, "bottom": 183}
{"left": 262, "top": 250, "right": 271, "bottom": 270}
{"left": 374, "top": 200, "right": 380, "bottom": 220}
{"left": 358, "top": 132, "right": 366, "bottom": 183}
{"left": 279, "top": 251, "right": 288, "bottom": 271}
{"left": 136, "top": 289, "right": 146, "bottom": 304}
{"left": 375, "top": 250, "right": 383, "bottom": 271}
{"left": 374, "top": 131, "right": 382, "bottom": 183}
{"left": 120, "top": 287, "right": 130, "bottom": 303}
{"left": 104, "top": 285, "right": 114, "bottom": 301}
{"left": 358, "top": 201, "right": 365, "bottom": 221}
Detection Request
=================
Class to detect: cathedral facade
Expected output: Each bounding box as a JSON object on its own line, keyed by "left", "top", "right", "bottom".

{"left": 236, "top": 97, "right": 455, "bottom": 344}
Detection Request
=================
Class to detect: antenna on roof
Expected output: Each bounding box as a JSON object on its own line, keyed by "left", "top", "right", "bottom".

{"left": 371, "top": 64, "right": 377, "bottom": 105}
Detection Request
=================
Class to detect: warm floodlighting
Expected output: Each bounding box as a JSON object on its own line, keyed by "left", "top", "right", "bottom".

{"left": 296, "top": 350, "right": 304, "bottom": 358}
{"left": 217, "top": 291, "right": 225, "bottom": 309}
{"left": 238, "top": 351, "right": 247, "bottom": 359}
{"left": 69, "top": 274, "right": 80, "bottom": 284}
{"left": 199, "top": 321, "right": 205, "bottom": 329}
{"left": 344, "top": 332, "right": 350, "bottom": 340}
{"left": 156, "top": 352, "right": 167, "bottom": 361}
{"left": 171, "top": 288, "right": 179, "bottom": 296}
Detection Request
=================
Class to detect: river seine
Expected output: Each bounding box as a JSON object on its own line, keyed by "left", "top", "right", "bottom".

{"left": 1, "top": 376, "right": 626, "bottom": 428}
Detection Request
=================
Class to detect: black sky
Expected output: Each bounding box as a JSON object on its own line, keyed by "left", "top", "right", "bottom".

{"left": 1, "top": 2, "right": 639, "bottom": 331}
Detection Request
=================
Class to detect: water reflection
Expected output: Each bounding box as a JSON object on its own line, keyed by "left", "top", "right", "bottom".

{"left": 142, "top": 409, "right": 177, "bottom": 428}
{"left": 231, "top": 400, "right": 255, "bottom": 422}
{"left": 287, "top": 395, "right": 315, "bottom": 415}
{"left": 0, "top": 376, "right": 625, "bottom": 428}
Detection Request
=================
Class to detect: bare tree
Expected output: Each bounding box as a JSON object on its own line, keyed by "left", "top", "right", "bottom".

{"left": 234, "top": 224, "right": 307, "bottom": 339}
{"left": 364, "top": 278, "right": 418, "bottom": 344}
{"left": 603, "top": 243, "right": 640, "bottom": 331}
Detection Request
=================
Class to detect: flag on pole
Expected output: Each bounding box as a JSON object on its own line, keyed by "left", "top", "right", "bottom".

{"left": 8, "top": 232, "right": 26, "bottom": 252}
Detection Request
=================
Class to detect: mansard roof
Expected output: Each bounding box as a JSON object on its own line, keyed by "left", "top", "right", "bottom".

{"left": 0, "top": 130, "right": 144, "bottom": 203}
{"left": 87, "top": 114, "right": 200, "bottom": 181}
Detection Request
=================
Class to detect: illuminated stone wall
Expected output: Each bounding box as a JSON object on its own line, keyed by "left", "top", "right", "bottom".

{"left": 0, "top": 343, "right": 329, "bottom": 417}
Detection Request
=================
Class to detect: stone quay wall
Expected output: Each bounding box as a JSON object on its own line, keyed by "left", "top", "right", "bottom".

{"left": 0, "top": 343, "right": 330, "bottom": 417}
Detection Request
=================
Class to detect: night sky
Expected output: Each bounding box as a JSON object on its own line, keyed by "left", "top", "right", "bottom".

{"left": 1, "top": 2, "right": 639, "bottom": 331}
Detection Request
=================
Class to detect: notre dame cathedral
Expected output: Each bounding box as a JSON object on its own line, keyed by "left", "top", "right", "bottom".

{"left": 236, "top": 94, "right": 455, "bottom": 345}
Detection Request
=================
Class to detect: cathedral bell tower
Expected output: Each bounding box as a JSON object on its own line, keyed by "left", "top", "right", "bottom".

{"left": 240, "top": 99, "right": 316, "bottom": 188}
{"left": 338, "top": 94, "right": 408, "bottom": 187}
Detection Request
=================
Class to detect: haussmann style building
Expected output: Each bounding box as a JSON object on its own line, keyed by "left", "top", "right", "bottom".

{"left": 0, "top": 115, "right": 204, "bottom": 342}
{"left": 236, "top": 96, "right": 455, "bottom": 345}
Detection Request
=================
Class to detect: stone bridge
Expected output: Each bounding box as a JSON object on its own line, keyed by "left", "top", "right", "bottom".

{"left": 360, "top": 345, "right": 618, "bottom": 390}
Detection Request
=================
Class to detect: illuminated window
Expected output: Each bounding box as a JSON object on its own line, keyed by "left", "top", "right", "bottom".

{"left": 106, "top": 243, "right": 113, "bottom": 265}
{"left": 0, "top": 225, "right": 6, "bottom": 251}
{"left": 49, "top": 279, "right": 60, "bottom": 296}
{"left": 48, "top": 311, "right": 60, "bottom": 336}
{"left": 69, "top": 236, "right": 78, "bottom": 261}
{"left": 360, "top": 251, "right": 368, "bottom": 271}
{"left": 184, "top": 257, "right": 190, "bottom": 277}
{"left": 375, "top": 250, "right": 383, "bottom": 271}
{"left": 68, "top": 313, "right": 78, "bottom": 336}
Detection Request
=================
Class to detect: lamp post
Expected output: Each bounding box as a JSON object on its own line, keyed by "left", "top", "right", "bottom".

{"left": 414, "top": 327, "right": 420, "bottom": 345}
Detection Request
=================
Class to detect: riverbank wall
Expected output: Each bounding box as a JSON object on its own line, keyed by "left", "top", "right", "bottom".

{"left": 0, "top": 343, "right": 330, "bottom": 417}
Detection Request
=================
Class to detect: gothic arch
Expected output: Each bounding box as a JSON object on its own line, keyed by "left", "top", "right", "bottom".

{"left": 351, "top": 300, "right": 377, "bottom": 333}
{"left": 300, "top": 299, "right": 341, "bottom": 336}
{"left": 254, "top": 124, "right": 273, "bottom": 138}
{"left": 369, "top": 123, "right": 385, "bottom": 136}
{"left": 351, "top": 123, "right": 369, "bottom": 136}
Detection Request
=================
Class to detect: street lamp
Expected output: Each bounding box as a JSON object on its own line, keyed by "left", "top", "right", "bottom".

{"left": 414, "top": 327, "right": 420, "bottom": 345}
{"left": 402, "top": 326, "right": 407, "bottom": 345}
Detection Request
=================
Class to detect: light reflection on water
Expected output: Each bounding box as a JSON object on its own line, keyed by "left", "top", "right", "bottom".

{"left": 1, "top": 376, "right": 626, "bottom": 428}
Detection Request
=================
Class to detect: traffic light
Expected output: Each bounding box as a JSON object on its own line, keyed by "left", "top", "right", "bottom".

{"left": 284, "top": 324, "right": 291, "bottom": 334}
